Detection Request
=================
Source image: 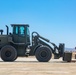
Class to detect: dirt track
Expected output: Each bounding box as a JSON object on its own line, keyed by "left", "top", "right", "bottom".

{"left": 0, "top": 57, "right": 76, "bottom": 75}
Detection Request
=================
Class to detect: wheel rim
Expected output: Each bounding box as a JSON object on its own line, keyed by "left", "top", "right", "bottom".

{"left": 41, "top": 51, "right": 47, "bottom": 57}
{"left": 5, "top": 51, "right": 11, "bottom": 57}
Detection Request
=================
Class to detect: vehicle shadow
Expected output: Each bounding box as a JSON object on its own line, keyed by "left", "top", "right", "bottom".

{"left": 0, "top": 58, "right": 76, "bottom": 63}
{"left": 0, "top": 61, "right": 76, "bottom": 63}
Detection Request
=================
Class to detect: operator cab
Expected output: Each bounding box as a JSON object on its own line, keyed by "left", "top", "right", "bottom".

{"left": 11, "top": 24, "right": 30, "bottom": 45}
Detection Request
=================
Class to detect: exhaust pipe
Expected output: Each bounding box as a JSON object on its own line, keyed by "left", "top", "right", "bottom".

{"left": 6, "top": 25, "right": 9, "bottom": 35}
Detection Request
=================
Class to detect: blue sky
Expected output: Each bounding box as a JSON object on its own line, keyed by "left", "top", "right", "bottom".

{"left": 0, "top": 0, "right": 76, "bottom": 48}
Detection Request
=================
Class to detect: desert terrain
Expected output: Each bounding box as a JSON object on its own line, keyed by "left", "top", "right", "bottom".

{"left": 0, "top": 56, "right": 76, "bottom": 75}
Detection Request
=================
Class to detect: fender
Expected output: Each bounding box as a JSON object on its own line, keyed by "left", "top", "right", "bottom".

{"left": 34, "top": 44, "right": 42, "bottom": 54}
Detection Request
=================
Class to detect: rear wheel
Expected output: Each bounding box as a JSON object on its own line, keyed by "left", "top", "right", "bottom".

{"left": 35, "top": 46, "right": 52, "bottom": 62}
{"left": 1, "top": 45, "right": 17, "bottom": 62}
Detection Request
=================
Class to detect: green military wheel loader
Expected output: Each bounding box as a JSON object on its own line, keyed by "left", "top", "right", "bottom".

{"left": 0, "top": 24, "right": 64, "bottom": 62}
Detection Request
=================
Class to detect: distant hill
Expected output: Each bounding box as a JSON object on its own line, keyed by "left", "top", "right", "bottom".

{"left": 65, "top": 48, "right": 74, "bottom": 50}
{"left": 65, "top": 48, "right": 76, "bottom": 52}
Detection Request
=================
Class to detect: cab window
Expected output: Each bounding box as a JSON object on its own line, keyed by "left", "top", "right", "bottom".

{"left": 19, "top": 26, "right": 25, "bottom": 35}
{"left": 13, "top": 26, "right": 25, "bottom": 36}
{"left": 27, "top": 27, "right": 30, "bottom": 36}
{"left": 15, "top": 26, "right": 18, "bottom": 34}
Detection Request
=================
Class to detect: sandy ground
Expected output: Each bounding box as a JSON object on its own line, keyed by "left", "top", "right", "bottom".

{"left": 0, "top": 57, "right": 76, "bottom": 75}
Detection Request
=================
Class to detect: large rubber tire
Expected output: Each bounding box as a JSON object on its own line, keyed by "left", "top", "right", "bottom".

{"left": 35, "top": 46, "right": 52, "bottom": 62}
{"left": 1, "top": 45, "right": 17, "bottom": 62}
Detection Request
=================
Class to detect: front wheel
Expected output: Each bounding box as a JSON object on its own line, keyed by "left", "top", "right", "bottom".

{"left": 35, "top": 46, "right": 52, "bottom": 62}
